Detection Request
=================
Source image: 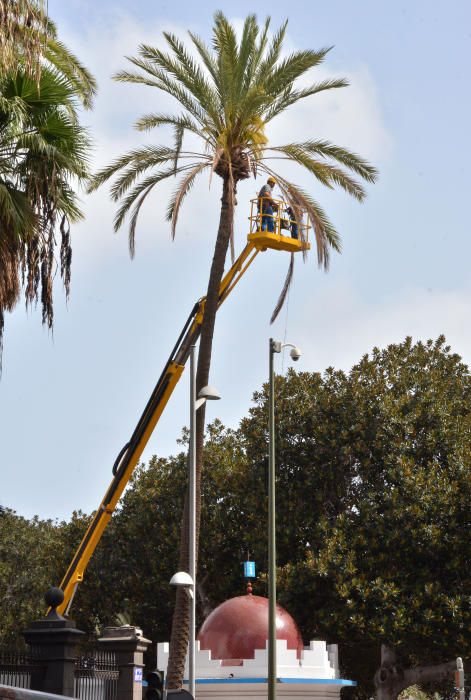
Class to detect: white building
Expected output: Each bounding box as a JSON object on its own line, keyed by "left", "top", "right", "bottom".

{"left": 157, "top": 591, "right": 355, "bottom": 699}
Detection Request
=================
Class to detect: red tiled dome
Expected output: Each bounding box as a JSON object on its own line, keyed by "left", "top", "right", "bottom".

{"left": 197, "top": 594, "right": 303, "bottom": 661}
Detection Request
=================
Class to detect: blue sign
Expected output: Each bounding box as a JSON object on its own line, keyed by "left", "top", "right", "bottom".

{"left": 134, "top": 667, "right": 143, "bottom": 683}
{"left": 244, "top": 561, "right": 256, "bottom": 578}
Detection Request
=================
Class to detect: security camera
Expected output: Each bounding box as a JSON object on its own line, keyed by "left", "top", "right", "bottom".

{"left": 290, "top": 346, "right": 302, "bottom": 362}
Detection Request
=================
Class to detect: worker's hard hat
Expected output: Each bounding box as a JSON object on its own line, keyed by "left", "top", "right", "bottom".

{"left": 267, "top": 176, "right": 276, "bottom": 186}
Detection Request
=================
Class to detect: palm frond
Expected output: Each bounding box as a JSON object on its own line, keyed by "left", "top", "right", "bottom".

{"left": 212, "top": 11, "right": 240, "bottom": 112}
{"left": 188, "top": 32, "right": 219, "bottom": 85}
{"left": 295, "top": 140, "right": 379, "bottom": 182}
{"left": 260, "top": 165, "right": 341, "bottom": 267}
{"left": 166, "top": 162, "right": 209, "bottom": 238}
{"left": 264, "top": 47, "right": 332, "bottom": 98}
{"left": 254, "top": 19, "right": 288, "bottom": 86}
{"left": 263, "top": 78, "right": 349, "bottom": 122}
{"left": 0, "top": 182, "right": 36, "bottom": 237}
{"left": 268, "top": 145, "right": 366, "bottom": 200}
{"left": 43, "top": 37, "right": 97, "bottom": 110}
{"left": 139, "top": 41, "right": 222, "bottom": 129}
{"left": 234, "top": 15, "right": 258, "bottom": 98}
{"left": 270, "top": 252, "right": 294, "bottom": 323}
{"left": 116, "top": 60, "right": 211, "bottom": 129}
{"left": 113, "top": 165, "right": 191, "bottom": 237}
{"left": 88, "top": 146, "right": 178, "bottom": 194}
{"left": 135, "top": 112, "right": 202, "bottom": 138}
{"left": 245, "top": 17, "right": 270, "bottom": 87}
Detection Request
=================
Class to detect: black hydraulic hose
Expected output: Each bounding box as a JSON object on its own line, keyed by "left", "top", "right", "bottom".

{"left": 112, "top": 441, "right": 131, "bottom": 476}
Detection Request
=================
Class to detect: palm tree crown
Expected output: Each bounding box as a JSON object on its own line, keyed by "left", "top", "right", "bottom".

{"left": 92, "top": 12, "right": 377, "bottom": 267}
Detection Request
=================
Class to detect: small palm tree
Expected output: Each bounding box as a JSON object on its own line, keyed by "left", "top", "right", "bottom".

{"left": 0, "top": 1, "right": 96, "bottom": 366}
{"left": 0, "top": 67, "right": 92, "bottom": 362}
{"left": 90, "top": 12, "right": 377, "bottom": 687}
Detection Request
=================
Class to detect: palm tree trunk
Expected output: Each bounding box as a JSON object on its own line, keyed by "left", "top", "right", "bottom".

{"left": 166, "top": 175, "right": 234, "bottom": 690}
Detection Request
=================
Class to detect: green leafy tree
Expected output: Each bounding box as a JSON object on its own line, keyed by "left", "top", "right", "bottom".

{"left": 277, "top": 337, "right": 471, "bottom": 699}
{"left": 90, "top": 12, "right": 377, "bottom": 686}
{"left": 0, "top": 508, "right": 64, "bottom": 643}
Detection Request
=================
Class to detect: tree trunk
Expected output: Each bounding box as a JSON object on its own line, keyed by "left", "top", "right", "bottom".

{"left": 374, "top": 644, "right": 457, "bottom": 700}
{"left": 166, "top": 175, "right": 234, "bottom": 689}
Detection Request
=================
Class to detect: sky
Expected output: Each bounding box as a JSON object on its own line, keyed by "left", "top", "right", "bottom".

{"left": 1, "top": 0, "right": 470, "bottom": 521}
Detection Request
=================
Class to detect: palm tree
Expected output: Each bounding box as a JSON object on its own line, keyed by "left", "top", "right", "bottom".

{"left": 90, "top": 12, "right": 378, "bottom": 687}
{"left": 0, "top": 0, "right": 96, "bottom": 367}
{"left": 0, "top": 0, "right": 46, "bottom": 79}
{"left": 0, "top": 67, "right": 92, "bottom": 364}
{"left": 1, "top": 0, "right": 96, "bottom": 106}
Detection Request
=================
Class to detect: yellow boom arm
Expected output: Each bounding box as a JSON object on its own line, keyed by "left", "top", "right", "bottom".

{"left": 56, "top": 242, "right": 259, "bottom": 614}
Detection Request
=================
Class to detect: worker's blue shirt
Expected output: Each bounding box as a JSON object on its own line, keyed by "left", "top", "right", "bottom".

{"left": 258, "top": 184, "right": 273, "bottom": 211}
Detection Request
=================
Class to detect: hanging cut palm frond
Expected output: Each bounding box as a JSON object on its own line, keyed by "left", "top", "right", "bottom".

{"left": 0, "top": 0, "right": 46, "bottom": 81}
{"left": 270, "top": 253, "right": 295, "bottom": 324}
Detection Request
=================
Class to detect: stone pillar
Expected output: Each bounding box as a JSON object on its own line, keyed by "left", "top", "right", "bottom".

{"left": 23, "top": 588, "right": 84, "bottom": 697}
{"left": 98, "top": 625, "right": 152, "bottom": 700}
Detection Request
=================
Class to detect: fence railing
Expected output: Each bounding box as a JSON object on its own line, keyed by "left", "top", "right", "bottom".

{"left": 74, "top": 649, "right": 119, "bottom": 700}
{"left": 0, "top": 647, "right": 120, "bottom": 700}
{"left": 0, "top": 648, "right": 45, "bottom": 691}
{"left": 2, "top": 617, "right": 147, "bottom": 700}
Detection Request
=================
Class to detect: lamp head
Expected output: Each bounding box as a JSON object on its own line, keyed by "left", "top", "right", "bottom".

{"left": 198, "top": 385, "right": 221, "bottom": 401}
{"left": 169, "top": 571, "right": 194, "bottom": 588}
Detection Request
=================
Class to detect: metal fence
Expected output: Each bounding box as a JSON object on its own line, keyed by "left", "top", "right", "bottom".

{"left": 0, "top": 647, "right": 44, "bottom": 690}
{"left": 74, "top": 649, "right": 119, "bottom": 700}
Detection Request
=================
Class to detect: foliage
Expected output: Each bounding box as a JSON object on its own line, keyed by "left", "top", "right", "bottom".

{"left": 277, "top": 337, "right": 471, "bottom": 696}
{"left": 0, "top": 67, "right": 92, "bottom": 365}
{"left": 0, "top": 1, "right": 96, "bottom": 367}
{"left": 0, "top": 0, "right": 47, "bottom": 80}
{"left": 0, "top": 508, "right": 64, "bottom": 642}
{"left": 0, "top": 1, "right": 96, "bottom": 106}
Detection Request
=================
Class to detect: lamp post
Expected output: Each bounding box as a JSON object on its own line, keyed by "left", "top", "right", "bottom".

{"left": 268, "top": 338, "right": 301, "bottom": 700}
{"left": 189, "top": 345, "right": 220, "bottom": 698}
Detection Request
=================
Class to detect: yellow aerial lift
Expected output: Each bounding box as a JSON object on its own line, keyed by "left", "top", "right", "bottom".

{"left": 56, "top": 199, "right": 310, "bottom": 615}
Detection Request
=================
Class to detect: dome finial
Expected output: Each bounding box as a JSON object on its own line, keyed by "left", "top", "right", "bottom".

{"left": 243, "top": 554, "right": 256, "bottom": 595}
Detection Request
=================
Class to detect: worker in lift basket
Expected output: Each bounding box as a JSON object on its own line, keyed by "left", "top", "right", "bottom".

{"left": 258, "top": 176, "right": 277, "bottom": 233}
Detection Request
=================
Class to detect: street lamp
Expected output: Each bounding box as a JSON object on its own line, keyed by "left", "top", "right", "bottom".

{"left": 169, "top": 571, "right": 194, "bottom": 594}
{"left": 177, "top": 345, "right": 220, "bottom": 699}
{"left": 268, "top": 338, "right": 301, "bottom": 700}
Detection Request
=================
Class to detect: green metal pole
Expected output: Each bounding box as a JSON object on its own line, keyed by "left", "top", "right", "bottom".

{"left": 268, "top": 338, "right": 276, "bottom": 700}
